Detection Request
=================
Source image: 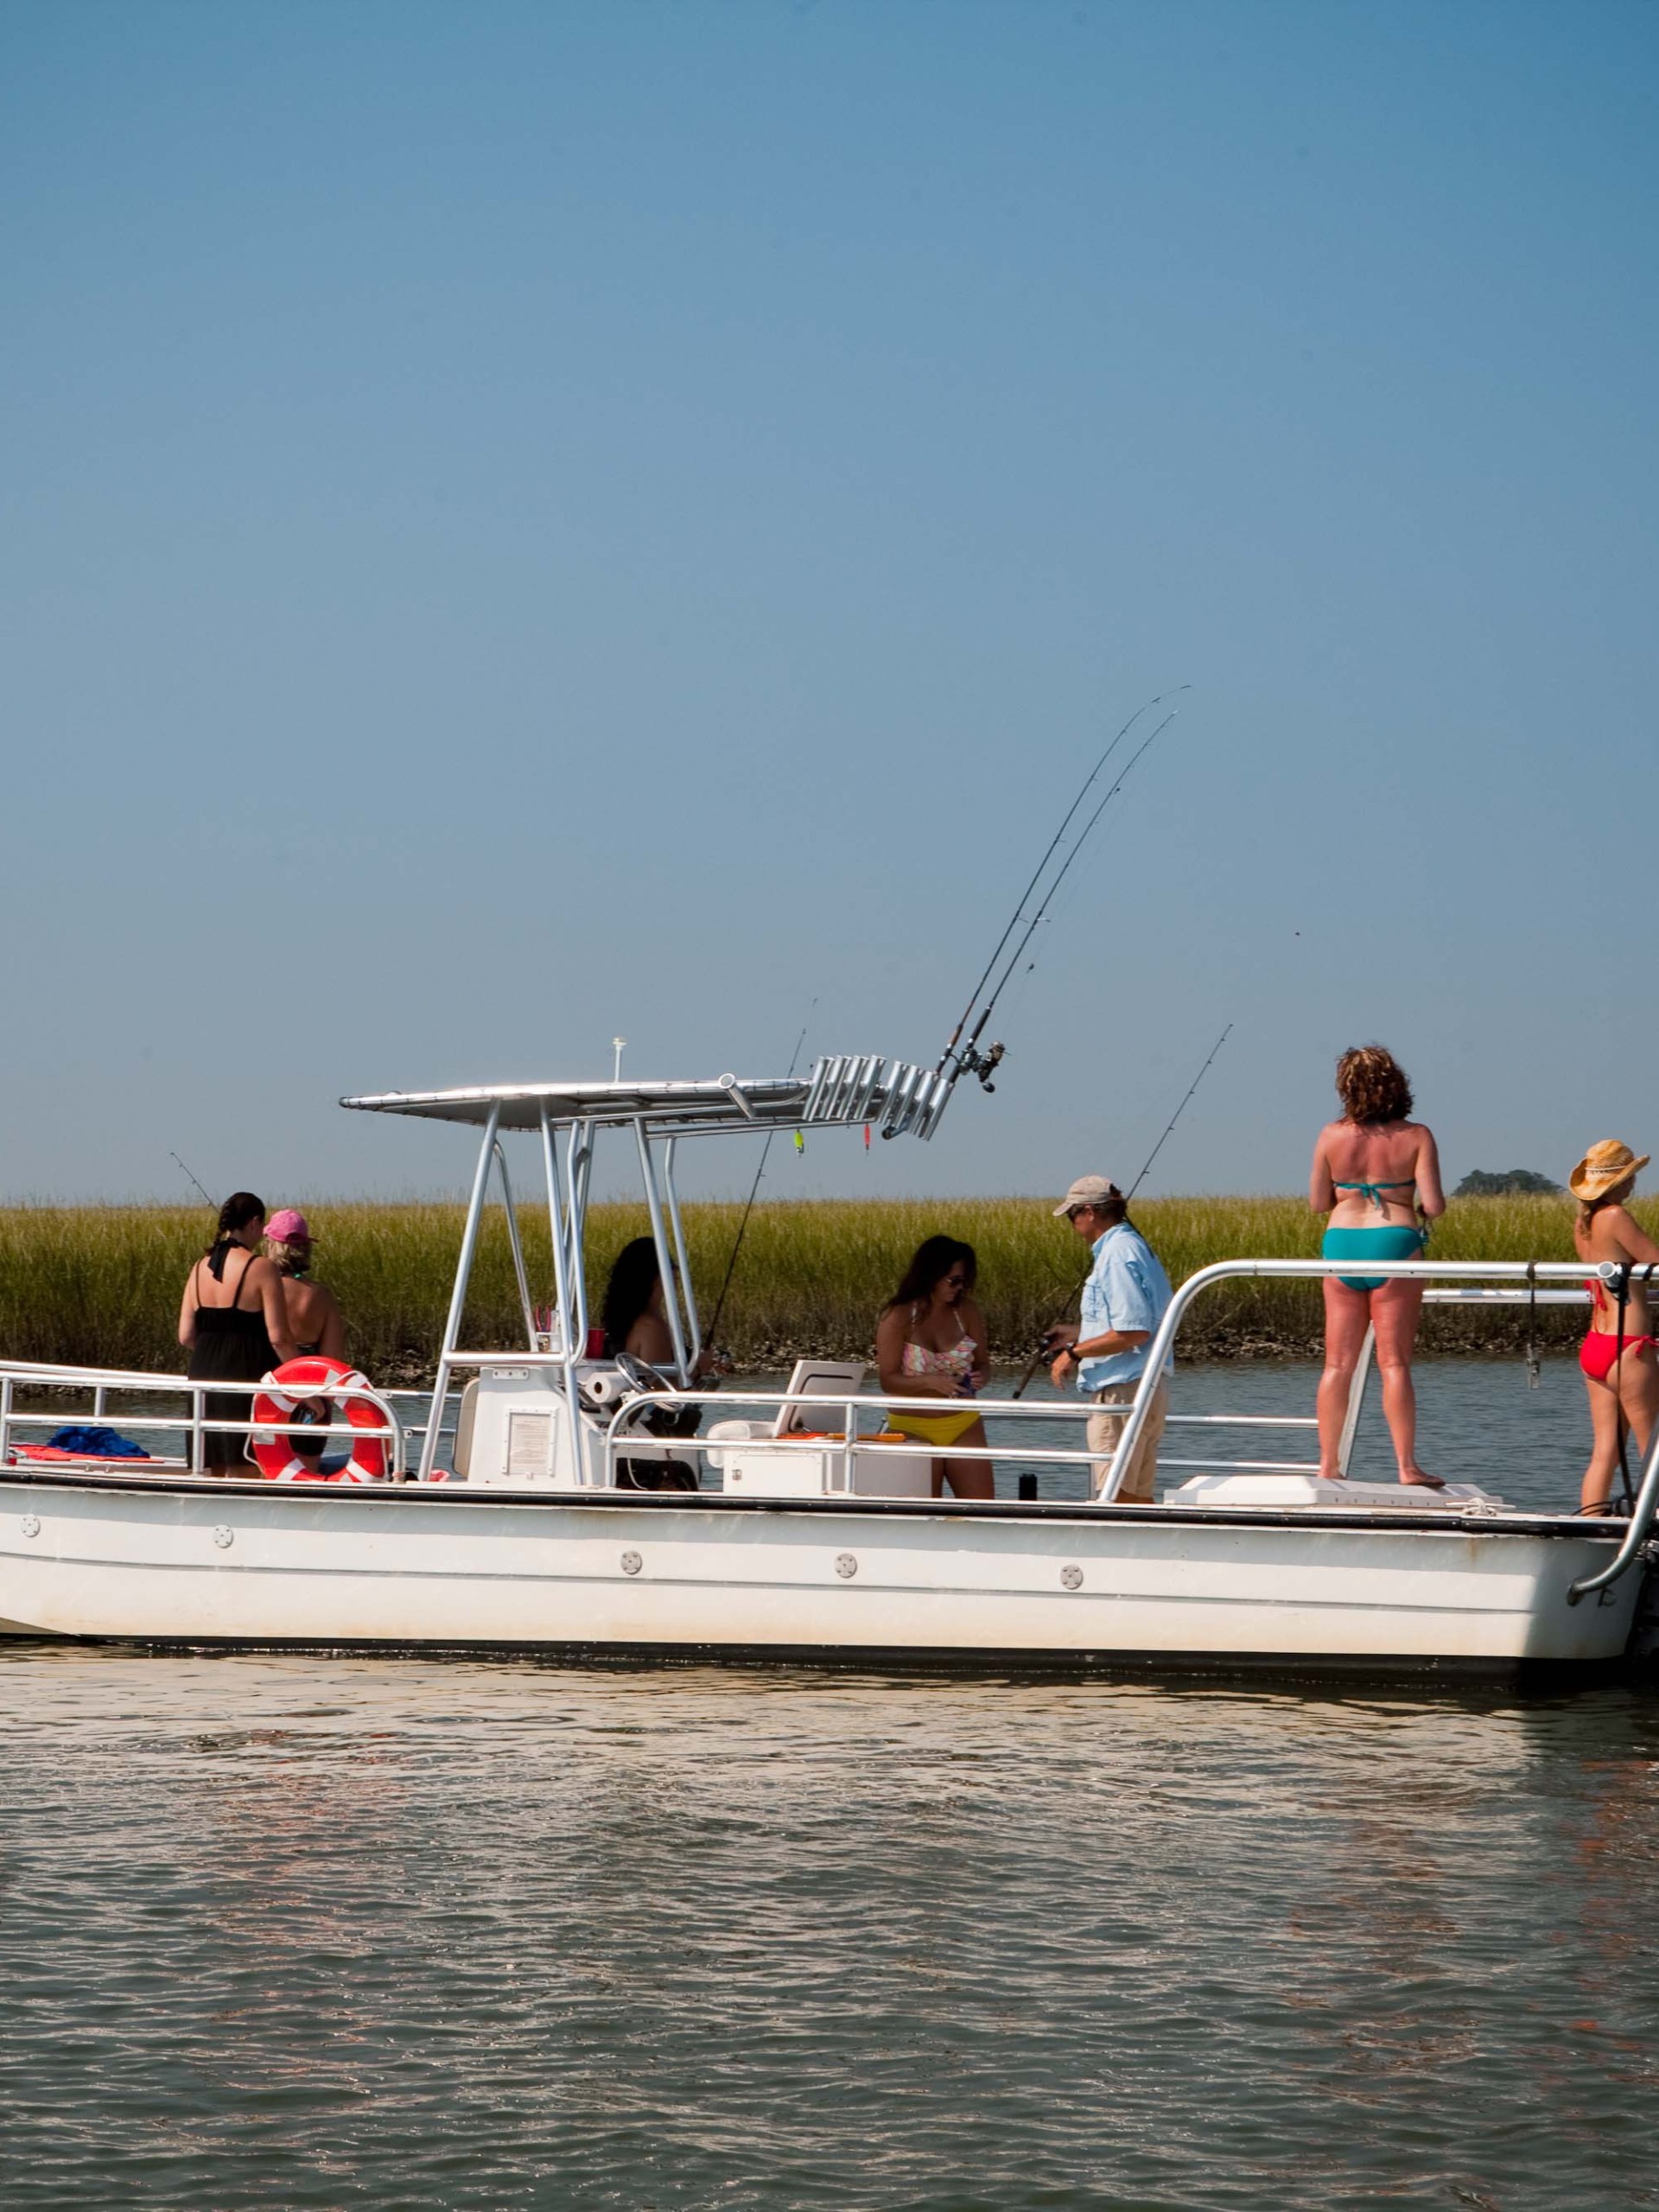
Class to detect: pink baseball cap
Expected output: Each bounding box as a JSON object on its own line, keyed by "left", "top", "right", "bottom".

{"left": 266, "top": 1209, "right": 313, "bottom": 1243}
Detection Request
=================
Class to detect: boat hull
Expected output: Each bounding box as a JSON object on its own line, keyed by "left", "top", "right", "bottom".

{"left": 0, "top": 1471, "right": 1639, "bottom": 1679}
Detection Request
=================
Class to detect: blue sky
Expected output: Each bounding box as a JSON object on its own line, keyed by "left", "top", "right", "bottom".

{"left": 3, "top": 1, "right": 1656, "bottom": 1205}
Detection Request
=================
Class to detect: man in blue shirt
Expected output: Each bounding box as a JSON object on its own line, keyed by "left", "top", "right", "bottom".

{"left": 1045, "top": 1175, "right": 1173, "bottom": 1503}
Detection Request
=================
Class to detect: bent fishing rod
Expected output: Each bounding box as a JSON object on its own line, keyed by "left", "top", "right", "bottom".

{"left": 932, "top": 688, "right": 1188, "bottom": 1104}
{"left": 1008, "top": 1022, "right": 1233, "bottom": 1399}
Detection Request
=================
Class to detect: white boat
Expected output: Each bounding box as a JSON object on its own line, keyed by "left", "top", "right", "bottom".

{"left": 2, "top": 1052, "right": 1653, "bottom": 1681}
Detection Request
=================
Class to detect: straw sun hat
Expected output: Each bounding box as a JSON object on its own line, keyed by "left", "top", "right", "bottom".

{"left": 1568, "top": 1140, "right": 1649, "bottom": 1202}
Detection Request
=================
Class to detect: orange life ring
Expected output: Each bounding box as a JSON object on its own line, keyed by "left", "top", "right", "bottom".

{"left": 251, "top": 1357, "right": 388, "bottom": 1483}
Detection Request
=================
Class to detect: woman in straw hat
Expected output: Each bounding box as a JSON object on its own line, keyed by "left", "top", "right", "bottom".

{"left": 1570, "top": 1140, "right": 1659, "bottom": 1516}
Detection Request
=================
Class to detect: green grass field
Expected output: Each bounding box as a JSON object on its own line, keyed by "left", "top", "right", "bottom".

{"left": 0, "top": 1193, "right": 1637, "bottom": 1382}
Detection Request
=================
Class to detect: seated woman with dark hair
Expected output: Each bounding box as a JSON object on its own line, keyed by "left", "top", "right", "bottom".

{"left": 600, "top": 1236, "right": 721, "bottom": 1491}
{"left": 600, "top": 1237, "right": 723, "bottom": 1375}
{"left": 874, "top": 1236, "right": 993, "bottom": 1499}
{"left": 1309, "top": 1045, "right": 1445, "bottom": 1488}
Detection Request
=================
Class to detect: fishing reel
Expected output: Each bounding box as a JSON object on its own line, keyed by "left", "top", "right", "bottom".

{"left": 958, "top": 1040, "right": 1006, "bottom": 1093}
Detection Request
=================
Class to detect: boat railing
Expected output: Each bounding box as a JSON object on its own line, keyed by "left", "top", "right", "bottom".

{"left": 601, "top": 1384, "right": 1336, "bottom": 1496}
{"left": 1102, "top": 1257, "right": 1659, "bottom": 1592}
{"left": 0, "top": 1362, "right": 406, "bottom": 1480}
{"left": 605, "top": 1387, "right": 1089, "bottom": 1495}
{"left": 594, "top": 1264, "right": 1611, "bottom": 1502}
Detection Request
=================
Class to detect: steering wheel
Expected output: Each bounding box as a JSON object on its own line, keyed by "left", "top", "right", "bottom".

{"left": 613, "top": 1352, "right": 683, "bottom": 1425}
{"left": 614, "top": 1351, "right": 677, "bottom": 1395}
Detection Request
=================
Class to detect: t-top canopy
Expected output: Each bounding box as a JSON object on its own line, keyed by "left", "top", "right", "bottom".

{"left": 340, "top": 1053, "right": 956, "bottom": 1141}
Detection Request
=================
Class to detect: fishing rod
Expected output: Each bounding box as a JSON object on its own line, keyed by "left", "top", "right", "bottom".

{"left": 1008, "top": 1022, "right": 1234, "bottom": 1400}
{"left": 938, "top": 696, "right": 1187, "bottom": 1099}
{"left": 703, "top": 1003, "right": 817, "bottom": 1351}
{"left": 169, "top": 1154, "right": 216, "bottom": 1208}
{"left": 1126, "top": 1025, "right": 1232, "bottom": 1199}
{"left": 936, "top": 685, "right": 1188, "bottom": 1079}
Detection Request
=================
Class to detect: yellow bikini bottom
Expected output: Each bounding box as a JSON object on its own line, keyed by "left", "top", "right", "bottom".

{"left": 887, "top": 1405, "right": 980, "bottom": 1448}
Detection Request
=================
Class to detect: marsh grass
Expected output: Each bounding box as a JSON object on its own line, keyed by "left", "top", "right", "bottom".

{"left": 1, "top": 1193, "right": 1641, "bottom": 1382}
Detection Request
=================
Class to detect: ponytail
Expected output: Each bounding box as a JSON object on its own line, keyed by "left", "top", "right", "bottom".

{"left": 204, "top": 1191, "right": 265, "bottom": 1280}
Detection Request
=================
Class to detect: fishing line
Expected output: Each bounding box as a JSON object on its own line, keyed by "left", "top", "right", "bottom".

{"left": 704, "top": 1001, "right": 817, "bottom": 1350}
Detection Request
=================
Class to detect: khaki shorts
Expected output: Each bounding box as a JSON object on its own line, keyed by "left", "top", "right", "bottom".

{"left": 1087, "top": 1377, "right": 1168, "bottom": 1503}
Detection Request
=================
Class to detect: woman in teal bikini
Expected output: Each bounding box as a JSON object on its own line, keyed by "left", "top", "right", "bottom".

{"left": 1309, "top": 1045, "right": 1445, "bottom": 1486}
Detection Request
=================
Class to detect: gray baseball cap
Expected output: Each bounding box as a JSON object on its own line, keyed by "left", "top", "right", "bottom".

{"left": 1052, "top": 1175, "right": 1122, "bottom": 1217}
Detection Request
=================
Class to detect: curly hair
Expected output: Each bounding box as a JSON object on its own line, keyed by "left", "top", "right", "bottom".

{"left": 1335, "top": 1046, "right": 1413, "bottom": 1125}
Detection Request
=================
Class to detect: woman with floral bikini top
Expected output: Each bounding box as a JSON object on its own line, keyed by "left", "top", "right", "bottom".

{"left": 874, "top": 1236, "right": 993, "bottom": 1500}
{"left": 1570, "top": 1139, "right": 1659, "bottom": 1516}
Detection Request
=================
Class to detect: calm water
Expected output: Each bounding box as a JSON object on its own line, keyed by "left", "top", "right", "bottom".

{"left": 4, "top": 1361, "right": 1656, "bottom": 2210}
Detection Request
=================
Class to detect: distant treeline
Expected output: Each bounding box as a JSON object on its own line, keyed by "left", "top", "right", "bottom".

{"left": 1453, "top": 1169, "right": 1564, "bottom": 1198}
{"left": 0, "top": 1192, "right": 1634, "bottom": 1381}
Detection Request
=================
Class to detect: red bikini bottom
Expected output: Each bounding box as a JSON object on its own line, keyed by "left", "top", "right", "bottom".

{"left": 1580, "top": 1331, "right": 1657, "bottom": 1382}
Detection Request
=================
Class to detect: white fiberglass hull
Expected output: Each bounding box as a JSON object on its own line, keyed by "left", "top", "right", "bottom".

{"left": 0, "top": 1472, "right": 1639, "bottom": 1677}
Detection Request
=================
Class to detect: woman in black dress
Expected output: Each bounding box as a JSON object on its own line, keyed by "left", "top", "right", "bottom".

{"left": 177, "top": 1192, "right": 297, "bottom": 1475}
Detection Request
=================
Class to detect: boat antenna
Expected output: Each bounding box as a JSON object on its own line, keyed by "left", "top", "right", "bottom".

{"left": 169, "top": 1153, "right": 216, "bottom": 1208}
{"left": 704, "top": 1001, "right": 817, "bottom": 1350}
{"left": 936, "top": 688, "right": 1189, "bottom": 1095}
{"left": 1009, "top": 1022, "right": 1233, "bottom": 1400}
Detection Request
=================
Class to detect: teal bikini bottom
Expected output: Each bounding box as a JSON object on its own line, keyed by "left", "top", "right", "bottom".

{"left": 1321, "top": 1224, "right": 1425, "bottom": 1294}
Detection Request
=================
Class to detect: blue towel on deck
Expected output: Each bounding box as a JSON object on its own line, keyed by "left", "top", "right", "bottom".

{"left": 46, "top": 1426, "right": 150, "bottom": 1459}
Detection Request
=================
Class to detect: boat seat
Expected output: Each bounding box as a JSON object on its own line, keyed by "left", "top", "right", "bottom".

{"left": 453, "top": 1380, "right": 479, "bottom": 1478}
{"left": 772, "top": 1359, "right": 868, "bottom": 1438}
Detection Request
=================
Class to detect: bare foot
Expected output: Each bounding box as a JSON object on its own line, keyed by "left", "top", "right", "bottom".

{"left": 1398, "top": 1467, "right": 1446, "bottom": 1490}
{"left": 1316, "top": 1471, "right": 1346, "bottom": 1483}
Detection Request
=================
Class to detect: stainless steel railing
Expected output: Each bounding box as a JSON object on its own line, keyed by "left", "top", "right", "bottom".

{"left": 0, "top": 1362, "right": 405, "bottom": 1480}
{"left": 602, "top": 1387, "right": 1098, "bottom": 1495}
{"left": 1096, "top": 1257, "right": 1656, "bottom": 1593}
{"left": 600, "top": 1383, "right": 1332, "bottom": 1497}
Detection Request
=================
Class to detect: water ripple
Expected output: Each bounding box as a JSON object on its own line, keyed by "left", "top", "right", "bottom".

{"left": 2, "top": 1647, "right": 1658, "bottom": 2209}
